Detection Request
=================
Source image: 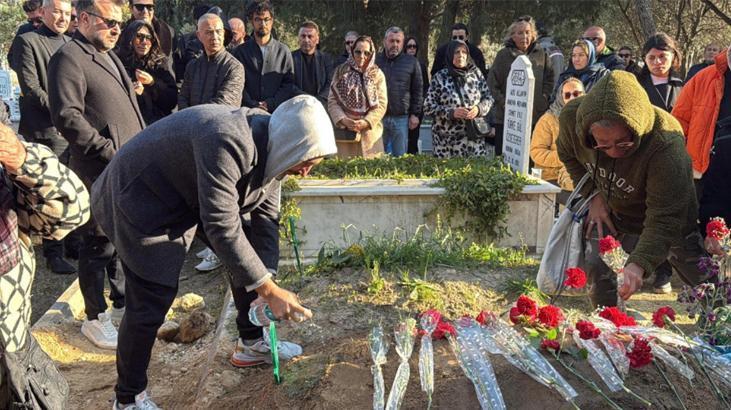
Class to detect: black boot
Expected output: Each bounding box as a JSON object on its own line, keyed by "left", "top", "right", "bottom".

{"left": 46, "top": 256, "right": 76, "bottom": 275}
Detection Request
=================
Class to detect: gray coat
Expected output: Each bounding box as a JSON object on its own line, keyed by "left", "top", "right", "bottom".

{"left": 48, "top": 32, "right": 145, "bottom": 183}
{"left": 91, "top": 105, "right": 279, "bottom": 289}
{"left": 178, "top": 49, "right": 245, "bottom": 109}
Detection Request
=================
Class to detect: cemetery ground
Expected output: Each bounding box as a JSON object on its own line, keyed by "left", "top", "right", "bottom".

{"left": 29, "top": 238, "right": 725, "bottom": 410}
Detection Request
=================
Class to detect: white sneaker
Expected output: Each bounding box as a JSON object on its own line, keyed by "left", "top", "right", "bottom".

{"left": 195, "top": 253, "right": 221, "bottom": 272}
{"left": 195, "top": 247, "right": 213, "bottom": 259}
{"left": 107, "top": 306, "right": 125, "bottom": 322}
{"left": 112, "top": 390, "right": 160, "bottom": 410}
{"left": 230, "top": 334, "right": 303, "bottom": 368}
{"left": 81, "top": 312, "right": 118, "bottom": 350}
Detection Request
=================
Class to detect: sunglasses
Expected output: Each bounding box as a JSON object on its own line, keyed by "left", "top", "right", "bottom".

{"left": 85, "top": 11, "right": 123, "bottom": 29}
{"left": 345, "top": 40, "right": 354, "bottom": 45}
{"left": 133, "top": 4, "right": 155, "bottom": 12}
{"left": 563, "top": 90, "right": 584, "bottom": 99}
{"left": 70, "top": 14, "right": 77, "bottom": 21}
{"left": 353, "top": 49, "right": 372, "bottom": 57}
{"left": 135, "top": 33, "right": 153, "bottom": 42}
{"left": 406, "top": 44, "right": 417, "bottom": 49}
{"left": 452, "top": 35, "right": 465, "bottom": 40}
{"left": 592, "top": 140, "right": 635, "bottom": 151}
{"left": 582, "top": 36, "right": 601, "bottom": 43}
{"left": 618, "top": 53, "right": 632, "bottom": 58}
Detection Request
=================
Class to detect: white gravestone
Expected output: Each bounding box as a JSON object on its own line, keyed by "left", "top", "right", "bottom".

{"left": 0, "top": 70, "right": 20, "bottom": 122}
{"left": 502, "top": 55, "right": 535, "bottom": 175}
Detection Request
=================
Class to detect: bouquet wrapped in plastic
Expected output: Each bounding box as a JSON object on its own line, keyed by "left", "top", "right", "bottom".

{"left": 419, "top": 312, "right": 438, "bottom": 409}
{"left": 386, "top": 319, "right": 416, "bottom": 410}
{"left": 368, "top": 326, "right": 389, "bottom": 410}
{"left": 598, "top": 235, "right": 628, "bottom": 310}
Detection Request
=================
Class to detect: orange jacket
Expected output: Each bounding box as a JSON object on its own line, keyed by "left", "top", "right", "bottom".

{"left": 672, "top": 49, "right": 728, "bottom": 176}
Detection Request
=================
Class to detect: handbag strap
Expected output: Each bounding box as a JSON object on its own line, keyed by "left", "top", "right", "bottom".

{"left": 565, "top": 172, "right": 598, "bottom": 221}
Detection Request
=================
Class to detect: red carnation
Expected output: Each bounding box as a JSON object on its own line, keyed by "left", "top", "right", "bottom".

{"left": 509, "top": 307, "right": 522, "bottom": 324}
{"left": 540, "top": 338, "right": 561, "bottom": 352}
{"left": 576, "top": 320, "right": 601, "bottom": 340}
{"left": 432, "top": 320, "right": 456, "bottom": 340}
{"left": 563, "top": 267, "right": 587, "bottom": 289}
{"left": 516, "top": 295, "right": 538, "bottom": 317}
{"left": 598, "top": 306, "right": 637, "bottom": 327}
{"left": 476, "top": 310, "right": 491, "bottom": 325}
{"left": 599, "top": 235, "right": 623, "bottom": 255}
{"left": 627, "top": 336, "right": 653, "bottom": 368}
{"left": 706, "top": 217, "right": 730, "bottom": 241}
{"left": 537, "top": 305, "right": 564, "bottom": 329}
{"left": 652, "top": 306, "right": 676, "bottom": 328}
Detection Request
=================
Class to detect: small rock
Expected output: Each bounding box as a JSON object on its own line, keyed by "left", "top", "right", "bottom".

{"left": 220, "top": 370, "right": 242, "bottom": 390}
{"left": 175, "top": 310, "right": 213, "bottom": 343}
{"left": 170, "top": 370, "right": 181, "bottom": 377}
{"left": 157, "top": 321, "right": 180, "bottom": 341}
{"left": 179, "top": 293, "right": 206, "bottom": 312}
{"left": 181, "top": 367, "right": 188, "bottom": 373}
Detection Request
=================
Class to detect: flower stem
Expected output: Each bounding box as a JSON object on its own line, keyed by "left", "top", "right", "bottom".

{"left": 622, "top": 385, "right": 652, "bottom": 407}
{"left": 653, "top": 360, "right": 686, "bottom": 410}
{"left": 552, "top": 352, "right": 622, "bottom": 410}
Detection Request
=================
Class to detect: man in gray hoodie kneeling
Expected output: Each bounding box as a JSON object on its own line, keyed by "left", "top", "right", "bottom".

{"left": 92, "top": 95, "right": 336, "bottom": 410}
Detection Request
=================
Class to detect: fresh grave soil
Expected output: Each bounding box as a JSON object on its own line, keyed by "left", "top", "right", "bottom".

{"left": 31, "top": 239, "right": 728, "bottom": 409}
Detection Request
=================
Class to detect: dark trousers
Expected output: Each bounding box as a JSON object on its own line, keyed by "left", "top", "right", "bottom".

{"left": 492, "top": 124, "right": 504, "bottom": 156}
{"left": 115, "top": 266, "right": 177, "bottom": 405}
{"left": 584, "top": 226, "right": 709, "bottom": 307}
{"left": 232, "top": 283, "right": 263, "bottom": 341}
{"left": 407, "top": 116, "right": 422, "bottom": 155}
{"left": 77, "top": 218, "right": 124, "bottom": 319}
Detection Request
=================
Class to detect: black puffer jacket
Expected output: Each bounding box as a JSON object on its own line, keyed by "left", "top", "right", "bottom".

{"left": 375, "top": 51, "right": 423, "bottom": 116}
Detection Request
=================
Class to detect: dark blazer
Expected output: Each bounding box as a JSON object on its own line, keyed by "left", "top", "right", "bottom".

{"left": 636, "top": 71, "right": 684, "bottom": 112}
{"left": 48, "top": 33, "right": 145, "bottom": 183}
{"left": 233, "top": 38, "right": 295, "bottom": 111}
{"left": 8, "top": 22, "right": 38, "bottom": 69}
{"left": 12, "top": 25, "right": 69, "bottom": 141}
{"left": 292, "top": 49, "right": 333, "bottom": 106}
{"left": 91, "top": 105, "right": 279, "bottom": 288}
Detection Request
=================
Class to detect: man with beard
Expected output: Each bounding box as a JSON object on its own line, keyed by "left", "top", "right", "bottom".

{"left": 375, "top": 26, "right": 422, "bottom": 157}
{"left": 233, "top": 0, "right": 294, "bottom": 113}
{"left": 12, "top": 0, "right": 79, "bottom": 275}
{"left": 292, "top": 20, "right": 332, "bottom": 107}
{"left": 48, "top": 0, "right": 144, "bottom": 350}
{"left": 123, "top": 0, "right": 174, "bottom": 59}
{"left": 178, "top": 13, "right": 244, "bottom": 109}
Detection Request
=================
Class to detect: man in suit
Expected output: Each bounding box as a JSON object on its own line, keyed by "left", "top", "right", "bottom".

{"left": 292, "top": 20, "right": 332, "bottom": 107}
{"left": 93, "top": 95, "right": 333, "bottom": 409}
{"left": 8, "top": 0, "right": 44, "bottom": 69}
{"left": 12, "top": 0, "right": 78, "bottom": 275}
{"left": 233, "top": 0, "right": 294, "bottom": 113}
{"left": 48, "top": 0, "right": 145, "bottom": 351}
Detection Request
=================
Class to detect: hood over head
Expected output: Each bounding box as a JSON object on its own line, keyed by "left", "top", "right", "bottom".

{"left": 265, "top": 95, "right": 337, "bottom": 184}
{"left": 576, "top": 70, "right": 655, "bottom": 154}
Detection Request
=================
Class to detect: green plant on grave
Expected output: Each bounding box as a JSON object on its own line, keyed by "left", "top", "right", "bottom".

{"left": 279, "top": 177, "right": 302, "bottom": 242}
{"left": 397, "top": 270, "right": 441, "bottom": 308}
{"left": 367, "top": 260, "right": 386, "bottom": 295}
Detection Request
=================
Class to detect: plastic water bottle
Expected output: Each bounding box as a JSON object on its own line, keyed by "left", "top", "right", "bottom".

{"left": 248, "top": 304, "right": 278, "bottom": 326}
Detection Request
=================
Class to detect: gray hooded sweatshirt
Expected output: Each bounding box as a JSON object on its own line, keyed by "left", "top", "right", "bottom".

{"left": 92, "top": 95, "right": 336, "bottom": 289}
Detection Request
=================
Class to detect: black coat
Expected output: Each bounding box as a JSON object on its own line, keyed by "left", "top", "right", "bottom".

{"left": 233, "top": 38, "right": 295, "bottom": 111}
{"left": 12, "top": 25, "right": 70, "bottom": 141}
{"left": 123, "top": 60, "right": 177, "bottom": 124}
{"left": 596, "top": 48, "right": 626, "bottom": 71}
{"left": 431, "top": 41, "right": 487, "bottom": 79}
{"left": 48, "top": 33, "right": 145, "bottom": 183}
{"left": 292, "top": 49, "right": 333, "bottom": 107}
{"left": 375, "top": 51, "right": 423, "bottom": 116}
{"left": 636, "top": 71, "right": 684, "bottom": 112}
{"left": 7, "top": 22, "right": 37, "bottom": 69}
{"left": 178, "top": 50, "right": 245, "bottom": 109}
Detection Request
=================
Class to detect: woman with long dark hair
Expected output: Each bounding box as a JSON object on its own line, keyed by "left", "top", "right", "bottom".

{"left": 404, "top": 35, "right": 429, "bottom": 154}
{"left": 117, "top": 20, "right": 177, "bottom": 124}
{"left": 636, "top": 33, "right": 683, "bottom": 112}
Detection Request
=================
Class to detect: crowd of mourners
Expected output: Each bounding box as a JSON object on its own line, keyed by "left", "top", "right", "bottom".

{"left": 0, "top": 0, "right": 729, "bottom": 409}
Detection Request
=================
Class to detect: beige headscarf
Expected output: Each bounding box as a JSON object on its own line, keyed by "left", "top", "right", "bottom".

{"left": 330, "top": 36, "right": 380, "bottom": 117}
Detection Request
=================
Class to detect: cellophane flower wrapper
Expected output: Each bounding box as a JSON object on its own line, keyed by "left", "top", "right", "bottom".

{"left": 419, "top": 313, "right": 437, "bottom": 408}
{"left": 598, "top": 236, "right": 629, "bottom": 310}
{"left": 691, "top": 337, "right": 731, "bottom": 389}
{"left": 651, "top": 342, "right": 695, "bottom": 381}
{"left": 598, "top": 331, "right": 630, "bottom": 378}
{"left": 480, "top": 313, "right": 578, "bottom": 401}
{"left": 386, "top": 319, "right": 416, "bottom": 410}
{"left": 571, "top": 329, "right": 624, "bottom": 392}
{"left": 369, "top": 326, "right": 389, "bottom": 410}
{"left": 619, "top": 326, "right": 695, "bottom": 349}
{"left": 450, "top": 318, "right": 507, "bottom": 410}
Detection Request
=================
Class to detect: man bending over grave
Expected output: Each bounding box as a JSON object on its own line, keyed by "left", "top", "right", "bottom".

{"left": 92, "top": 95, "right": 335, "bottom": 410}
{"left": 557, "top": 71, "right": 710, "bottom": 308}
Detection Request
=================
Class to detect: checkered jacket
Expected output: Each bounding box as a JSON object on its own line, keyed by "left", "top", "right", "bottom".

{"left": 0, "top": 143, "right": 90, "bottom": 352}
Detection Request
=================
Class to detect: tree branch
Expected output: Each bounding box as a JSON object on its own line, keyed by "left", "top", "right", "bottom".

{"left": 700, "top": 0, "right": 731, "bottom": 24}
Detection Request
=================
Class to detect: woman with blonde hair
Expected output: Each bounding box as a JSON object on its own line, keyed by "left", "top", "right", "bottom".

{"left": 487, "top": 16, "right": 555, "bottom": 156}
{"left": 327, "top": 36, "right": 387, "bottom": 158}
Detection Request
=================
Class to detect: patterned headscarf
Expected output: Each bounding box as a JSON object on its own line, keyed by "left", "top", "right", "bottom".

{"left": 330, "top": 36, "right": 380, "bottom": 117}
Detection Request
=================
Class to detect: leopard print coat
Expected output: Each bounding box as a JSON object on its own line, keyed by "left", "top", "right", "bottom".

{"left": 423, "top": 67, "right": 493, "bottom": 158}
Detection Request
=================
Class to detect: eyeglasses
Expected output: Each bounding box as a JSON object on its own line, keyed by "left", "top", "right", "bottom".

{"left": 646, "top": 53, "right": 672, "bottom": 64}
{"left": 582, "top": 36, "right": 601, "bottom": 43}
{"left": 618, "top": 53, "right": 632, "bottom": 58}
{"left": 563, "top": 90, "right": 584, "bottom": 99}
{"left": 353, "top": 50, "right": 372, "bottom": 57}
{"left": 452, "top": 35, "right": 465, "bottom": 40}
{"left": 345, "top": 40, "right": 354, "bottom": 45}
{"left": 135, "top": 33, "right": 153, "bottom": 42}
{"left": 133, "top": 4, "right": 155, "bottom": 12}
{"left": 592, "top": 140, "right": 635, "bottom": 151}
{"left": 406, "top": 44, "right": 417, "bottom": 49}
{"left": 253, "top": 17, "right": 272, "bottom": 24}
{"left": 85, "top": 11, "right": 122, "bottom": 29}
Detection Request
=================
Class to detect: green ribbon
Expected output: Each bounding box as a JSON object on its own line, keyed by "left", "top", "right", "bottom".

{"left": 270, "top": 321, "right": 281, "bottom": 384}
